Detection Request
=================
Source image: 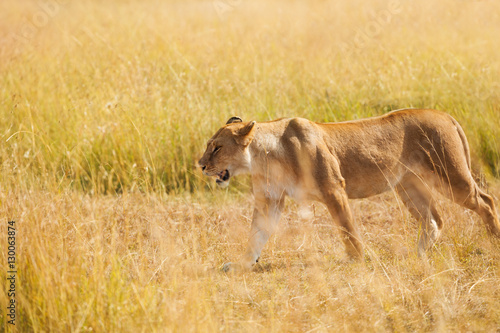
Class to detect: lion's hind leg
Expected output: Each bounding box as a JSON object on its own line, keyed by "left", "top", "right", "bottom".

{"left": 474, "top": 188, "right": 500, "bottom": 237}
{"left": 445, "top": 177, "right": 500, "bottom": 238}
{"left": 417, "top": 120, "right": 500, "bottom": 239}
{"left": 396, "top": 175, "right": 444, "bottom": 256}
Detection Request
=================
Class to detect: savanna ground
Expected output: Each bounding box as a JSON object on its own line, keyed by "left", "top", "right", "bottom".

{"left": 1, "top": 0, "right": 500, "bottom": 331}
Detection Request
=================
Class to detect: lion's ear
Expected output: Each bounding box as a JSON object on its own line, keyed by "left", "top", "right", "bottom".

{"left": 226, "top": 116, "right": 243, "bottom": 124}
{"left": 236, "top": 121, "right": 256, "bottom": 146}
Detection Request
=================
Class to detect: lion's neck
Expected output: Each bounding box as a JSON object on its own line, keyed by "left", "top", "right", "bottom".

{"left": 249, "top": 128, "right": 280, "bottom": 156}
{"left": 247, "top": 128, "right": 283, "bottom": 175}
{"left": 247, "top": 128, "right": 302, "bottom": 199}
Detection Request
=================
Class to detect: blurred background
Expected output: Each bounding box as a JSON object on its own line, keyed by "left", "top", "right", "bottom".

{"left": 1, "top": 0, "right": 499, "bottom": 194}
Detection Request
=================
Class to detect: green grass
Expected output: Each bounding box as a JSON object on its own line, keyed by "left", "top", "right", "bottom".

{"left": 1, "top": 0, "right": 499, "bottom": 195}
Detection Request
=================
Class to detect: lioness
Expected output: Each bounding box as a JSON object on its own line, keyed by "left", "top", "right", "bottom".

{"left": 198, "top": 109, "right": 500, "bottom": 272}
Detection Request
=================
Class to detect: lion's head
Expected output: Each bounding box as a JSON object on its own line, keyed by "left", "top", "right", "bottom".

{"left": 198, "top": 117, "right": 256, "bottom": 188}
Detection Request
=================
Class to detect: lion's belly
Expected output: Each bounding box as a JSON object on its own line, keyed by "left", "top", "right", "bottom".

{"left": 343, "top": 164, "right": 406, "bottom": 199}
{"left": 345, "top": 179, "right": 394, "bottom": 199}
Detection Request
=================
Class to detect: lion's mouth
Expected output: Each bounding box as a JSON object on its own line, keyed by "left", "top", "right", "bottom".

{"left": 216, "top": 169, "right": 230, "bottom": 185}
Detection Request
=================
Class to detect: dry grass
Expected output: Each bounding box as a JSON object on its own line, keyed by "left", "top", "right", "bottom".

{"left": 1, "top": 187, "right": 500, "bottom": 332}
{"left": 1, "top": 0, "right": 500, "bottom": 331}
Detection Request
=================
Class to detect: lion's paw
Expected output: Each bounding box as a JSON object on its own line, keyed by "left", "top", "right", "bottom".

{"left": 221, "top": 262, "right": 250, "bottom": 273}
{"left": 221, "top": 262, "right": 234, "bottom": 272}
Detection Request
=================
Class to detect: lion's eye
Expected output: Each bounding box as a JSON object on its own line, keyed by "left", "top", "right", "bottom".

{"left": 213, "top": 146, "right": 222, "bottom": 154}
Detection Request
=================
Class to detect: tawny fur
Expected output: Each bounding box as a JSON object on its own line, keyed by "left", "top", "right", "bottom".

{"left": 199, "top": 109, "right": 500, "bottom": 272}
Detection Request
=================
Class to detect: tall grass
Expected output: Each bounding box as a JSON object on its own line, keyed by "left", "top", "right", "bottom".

{"left": 1, "top": 189, "right": 500, "bottom": 331}
{"left": 1, "top": 0, "right": 499, "bottom": 195}
{"left": 1, "top": 0, "right": 500, "bottom": 331}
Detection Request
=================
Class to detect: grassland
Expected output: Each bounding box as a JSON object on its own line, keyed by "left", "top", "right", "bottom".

{"left": 1, "top": 0, "right": 500, "bottom": 331}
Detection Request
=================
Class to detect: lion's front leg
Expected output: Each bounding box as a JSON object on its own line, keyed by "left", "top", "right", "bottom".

{"left": 223, "top": 194, "right": 284, "bottom": 272}
{"left": 315, "top": 153, "right": 364, "bottom": 260}
{"left": 323, "top": 187, "right": 364, "bottom": 260}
